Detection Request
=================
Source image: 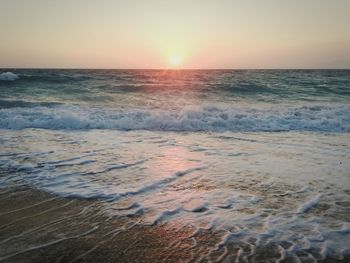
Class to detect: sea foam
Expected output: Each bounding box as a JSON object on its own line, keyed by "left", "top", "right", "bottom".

{"left": 0, "top": 129, "right": 349, "bottom": 262}
{"left": 0, "top": 104, "right": 349, "bottom": 132}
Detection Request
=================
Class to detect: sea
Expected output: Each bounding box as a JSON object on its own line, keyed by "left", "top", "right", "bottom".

{"left": 0, "top": 69, "right": 349, "bottom": 262}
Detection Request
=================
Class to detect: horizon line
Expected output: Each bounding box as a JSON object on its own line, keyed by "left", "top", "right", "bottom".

{"left": 1, "top": 67, "right": 349, "bottom": 71}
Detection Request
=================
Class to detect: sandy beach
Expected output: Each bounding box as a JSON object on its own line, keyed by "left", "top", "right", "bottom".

{"left": 0, "top": 185, "right": 202, "bottom": 262}
{"left": 1, "top": 184, "right": 349, "bottom": 263}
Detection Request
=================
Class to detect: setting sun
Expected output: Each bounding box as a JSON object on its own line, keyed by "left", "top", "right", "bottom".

{"left": 169, "top": 54, "right": 182, "bottom": 68}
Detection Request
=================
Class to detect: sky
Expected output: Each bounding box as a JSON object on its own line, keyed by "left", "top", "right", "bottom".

{"left": 0, "top": 0, "right": 349, "bottom": 69}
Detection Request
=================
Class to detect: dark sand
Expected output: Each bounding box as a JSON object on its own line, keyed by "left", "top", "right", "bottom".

{"left": 0, "top": 186, "right": 215, "bottom": 263}
{"left": 0, "top": 186, "right": 348, "bottom": 263}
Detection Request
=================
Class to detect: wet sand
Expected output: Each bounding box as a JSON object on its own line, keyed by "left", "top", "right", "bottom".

{"left": 0, "top": 186, "right": 348, "bottom": 263}
{"left": 0, "top": 186, "right": 212, "bottom": 263}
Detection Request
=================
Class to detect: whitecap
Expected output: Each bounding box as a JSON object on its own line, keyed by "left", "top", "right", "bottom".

{"left": 0, "top": 72, "right": 19, "bottom": 81}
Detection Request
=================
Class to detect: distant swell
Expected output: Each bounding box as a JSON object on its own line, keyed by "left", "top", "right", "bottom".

{"left": 0, "top": 104, "right": 349, "bottom": 132}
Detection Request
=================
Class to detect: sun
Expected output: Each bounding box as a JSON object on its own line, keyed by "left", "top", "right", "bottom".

{"left": 169, "top": 54, "right": 182, "bottom": 68}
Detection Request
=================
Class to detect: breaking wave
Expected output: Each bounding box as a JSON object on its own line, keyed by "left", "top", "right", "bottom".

{"left": 0, "top": 104, "right": 349, "bottom": 132}
{"left": 0, "top": 72, "right": 19, "bottom": 81}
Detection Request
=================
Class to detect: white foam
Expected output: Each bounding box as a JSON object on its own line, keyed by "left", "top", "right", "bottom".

{"left": 275, "top": 186, "right": 310, "bottom": 196}
{"left": 0, "top": 104, "right": 349, "bottom": 132}
{"left": 1, "top": 129, "right": 349, "bottom": 261}
{"left": 297, "top": 193, "right": 323, "bottom": 214}
{"left": 0, "top": 72, "right": 18, "bottom": 81}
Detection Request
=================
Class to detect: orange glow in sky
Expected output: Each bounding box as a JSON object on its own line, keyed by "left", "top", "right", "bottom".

{"left": 0, "top": 0, "right": 349, "bottom": 69}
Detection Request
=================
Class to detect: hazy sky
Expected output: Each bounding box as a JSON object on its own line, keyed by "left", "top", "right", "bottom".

{"left": 1, "top": 0, "right": 349, "bottom": 69}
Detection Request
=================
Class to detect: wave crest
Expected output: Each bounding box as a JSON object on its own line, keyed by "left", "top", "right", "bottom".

{"left": 0, "top": 72, "right": 19, "bottom": 81}
{"left": 0, "top": 104, "right": 349, "bottom": 132}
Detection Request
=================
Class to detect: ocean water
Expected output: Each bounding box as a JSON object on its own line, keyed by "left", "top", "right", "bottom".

{"left": 1, "top": 69, "right": 350, "bottom": 261}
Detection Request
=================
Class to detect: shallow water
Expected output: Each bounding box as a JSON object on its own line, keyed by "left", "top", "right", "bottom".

{"left": 1, "top": 129, "right": 349, "bottom": 262}
{"left": 0, "top": 70, "right": 349, "bottom": 261}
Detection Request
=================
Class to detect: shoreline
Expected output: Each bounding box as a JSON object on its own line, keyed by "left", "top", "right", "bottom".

{"left": 0, "top": 185, "right": 205, "bottom": 262}
{"left": 0, "top": 185, "right": 349, "bottom": 262}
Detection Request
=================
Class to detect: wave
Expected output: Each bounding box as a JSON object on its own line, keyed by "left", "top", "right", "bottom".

{"left": 18, "top": 73, "right": 94, "bottom": 83}
{"left": 0, "top": 71, "right": 95, "bottom": 84}
{"left": 0, "top": 72, "right": 19, "bottom": 81}
{"left": 0, "top": 100, "right": 62, "bottom": 109}
{"left": 0, "top": 104, "right": 349, "bottom": 132}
